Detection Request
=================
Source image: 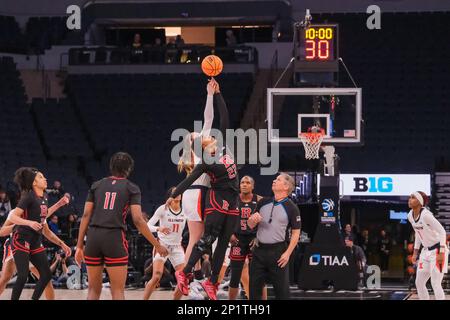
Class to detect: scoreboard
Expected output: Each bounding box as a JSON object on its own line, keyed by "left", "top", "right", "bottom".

{"left": 295, "top": 24, "right": 339, "bottom": 72}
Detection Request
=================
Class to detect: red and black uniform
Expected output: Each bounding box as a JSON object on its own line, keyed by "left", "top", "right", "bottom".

{"left": 84, "top": 177, "right": 140, "bottom": 267}
{"left": 171, "top": 93, "right": 240, "bottom": 284}
{"left": 229, "top": 194, "right": 259, "bottom": 289}
{"left": 11, "top": 191, "right": 52, "bottom": 300}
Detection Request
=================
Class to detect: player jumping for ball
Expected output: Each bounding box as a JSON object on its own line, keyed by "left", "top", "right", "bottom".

{"left": 177, "top": 78, "right": 217, "bottom": 285}
{"left": 166, "top": 80, "right": 240, "bottom": 300}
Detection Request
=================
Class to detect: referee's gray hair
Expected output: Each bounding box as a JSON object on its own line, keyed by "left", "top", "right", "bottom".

{"left": 279, "top": 173, "right": 295, "bottom": 194}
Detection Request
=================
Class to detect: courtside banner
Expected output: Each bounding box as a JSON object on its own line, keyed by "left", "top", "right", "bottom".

{"left": 318, "top": 174, "right": 431, "bottom": 196}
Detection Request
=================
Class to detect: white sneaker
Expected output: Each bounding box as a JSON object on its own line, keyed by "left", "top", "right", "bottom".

{"left": 219, "top": 280, "right": 230, "bottom": 290}
{"left": 189, "top": 281, "right": 205, "bottom": 300}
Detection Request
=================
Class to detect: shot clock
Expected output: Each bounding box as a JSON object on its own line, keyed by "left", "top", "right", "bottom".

{"left": 295, "top": 24, "right": 339, "bottom": 72}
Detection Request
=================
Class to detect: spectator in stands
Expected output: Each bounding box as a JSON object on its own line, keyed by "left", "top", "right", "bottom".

{"left": 131, "top": 33, "right": 144, "bottom": 63}
{"left": 360, "top": 229, "right": 372, "bottom": 262}
{"left": 175, "top": 35, "right": 185, "bottom": 48}
{"left": 48, "top": 215, "right": 61, "bottom": 235}
{"left": 378, "top": 229, "right": 392, "bottom": 273}
{"left": 47, "top": 180, "right": 65, "bottom": 207}
{"left": 61, "top": 213, "right": 79, "bottom": 242}
{"left": 0, "top": 187, "right": 12, "bottom": 224}
{"left": 343, "top": 224, "right": 355, "bottom": 241}
{"left": 165, "top": 38, "right": 179, "bottom": 63}
{"left": 132, "top": 33, "right": 143, "bottom": 49}
{"left": 352, "top": 225, "right": 361, "bottom": 243}
{"left": 225, "top": 30, "right": 237, "bottom": 46}
{"left": 154, "top": 38, "right": 162, "bottom": 47}
{"left": 345, "top": 237, "right": 367, "bottom": 287}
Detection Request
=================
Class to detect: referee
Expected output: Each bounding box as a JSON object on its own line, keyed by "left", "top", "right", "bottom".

{"left": 247, "top": 173, "right": 301, "bottom": 300}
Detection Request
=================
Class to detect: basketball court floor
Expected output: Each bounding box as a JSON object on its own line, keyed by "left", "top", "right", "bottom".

{"left": 0, "top": 286, "right": 445, "bottom": 300}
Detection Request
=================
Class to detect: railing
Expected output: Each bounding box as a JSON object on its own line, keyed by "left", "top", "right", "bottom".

{"left": 67, "top": 45, "right": 258, "bottom": 66}
{"left": 36, "top": 55, "right": 51, "bottom": 100}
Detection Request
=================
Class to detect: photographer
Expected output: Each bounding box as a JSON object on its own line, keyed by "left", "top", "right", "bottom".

{"left": 345, "top": 237, "right": 368, "bottom": 287}
{"left": 51, "top": 250, "right": 77, "bottom": 288}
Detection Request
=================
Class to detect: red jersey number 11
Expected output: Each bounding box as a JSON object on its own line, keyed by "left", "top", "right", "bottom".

{"left": 104, "top": 192, "right": 117, "bottom": 210}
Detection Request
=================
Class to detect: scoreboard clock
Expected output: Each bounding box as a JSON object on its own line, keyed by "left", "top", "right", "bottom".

{"left": 295, "top": 24, "right": 339, "bottom": 72}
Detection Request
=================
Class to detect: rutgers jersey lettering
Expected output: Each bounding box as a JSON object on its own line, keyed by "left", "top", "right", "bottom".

{"left": 237, "top": 195, "right": 258, "bottom": 235}
{"left": 219, "top": 155, "right": 237, "bottom": 179}
{"left": 240, "top": 207, "right": 252, "bottom": 231}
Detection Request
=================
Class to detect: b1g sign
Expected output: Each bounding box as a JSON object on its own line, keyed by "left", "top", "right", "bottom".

{"left": 318, "top": 174, "right": 431, "bottom": 196}
{"left": 346, "top": 174, "right": 430, "bottom": 196}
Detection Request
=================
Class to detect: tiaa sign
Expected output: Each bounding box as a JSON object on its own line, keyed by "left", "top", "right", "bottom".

{"left": 318, "top": 174, "right": 430, "bottom": 196}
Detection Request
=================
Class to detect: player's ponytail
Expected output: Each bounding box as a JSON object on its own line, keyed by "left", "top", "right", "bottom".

{"left": 14, "top": 167, "right": 38, "bottom": 192}
{"left": 178, "top": 133, "right": 194, "bottom": 175}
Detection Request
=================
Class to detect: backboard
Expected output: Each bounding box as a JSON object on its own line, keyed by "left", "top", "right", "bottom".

{"left": 267, "top": 88, "right": 363, "bottom": 146}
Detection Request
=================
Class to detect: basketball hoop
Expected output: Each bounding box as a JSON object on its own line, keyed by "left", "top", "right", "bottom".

{"left": 299, "top": 129, "right": 325, "bottom": 160}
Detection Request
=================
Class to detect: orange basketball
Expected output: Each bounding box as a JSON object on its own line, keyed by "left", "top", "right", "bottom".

{"left": 201, "top": 55, "right": 223, "bottom": 77}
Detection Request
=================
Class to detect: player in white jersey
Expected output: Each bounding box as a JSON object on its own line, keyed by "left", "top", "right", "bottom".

{"left": 143, "top": 188, "right": 187, "bottom": 300}
{"left": 177, "top": 78, "right": 217, "bottom": 282}
{"left": 407, "top": 191, "right": 448, "bottom": 300}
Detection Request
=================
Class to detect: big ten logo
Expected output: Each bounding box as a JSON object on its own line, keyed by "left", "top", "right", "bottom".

{"left": 366, "top": 5, "right": 381, "bottom": 30}
{"left": 67, "top": 265, "right": 88, "bottom": 289}
{"left": 365, "top": 265, "right": 381, "bottom": 289}
{"left": 66, "top": 5, "right": 81, "bottom": 30}
{"left": 353, "top": 177, "right": 393, "bottom": 193}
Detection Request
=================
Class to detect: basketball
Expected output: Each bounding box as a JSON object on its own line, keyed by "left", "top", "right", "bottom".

{"left": 201, "top": 55, "right": 223, "bottom": 77}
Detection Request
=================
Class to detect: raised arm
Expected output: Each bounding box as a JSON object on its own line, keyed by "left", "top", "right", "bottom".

{"left": 200, "top": 80, "right": 216, "bottom": 137}
{"left": 214, "top": 92, "right": 230, "bottom": 138}
{"left": 46, "top": 193, "right": 70, "bottom": 218}
{"left": 170, "top": 164, "right": 206, "bottom": 199}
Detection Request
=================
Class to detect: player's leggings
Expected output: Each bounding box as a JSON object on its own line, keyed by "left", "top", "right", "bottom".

{"left": 11, "top": 233, "right": 52, "bottom": 300}
{"left": 183, "top": 210, "right": 239, "bottom": 284}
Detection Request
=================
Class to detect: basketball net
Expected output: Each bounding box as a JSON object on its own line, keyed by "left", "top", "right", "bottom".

{"left": 299, "top": 130, "right": 325, "bottom": 160}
